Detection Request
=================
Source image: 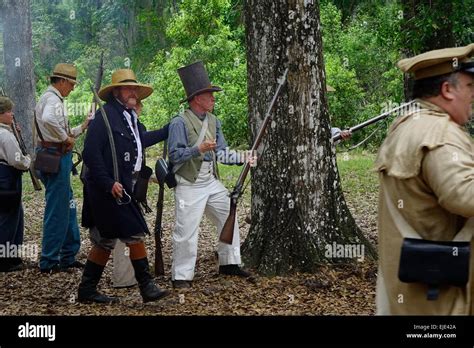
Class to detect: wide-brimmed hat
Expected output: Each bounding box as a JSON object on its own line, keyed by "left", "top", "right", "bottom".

{"left": 98, "top": 69, "right": 153, "bottom": 101}
{"left": 51, "top": 63, "right": 78, "bottom": 84}
{"left": 397, "top": 43, "right": 474, "bottom": 80}
{"left": 177, "top": 61, "right": 222, "bottom": 103}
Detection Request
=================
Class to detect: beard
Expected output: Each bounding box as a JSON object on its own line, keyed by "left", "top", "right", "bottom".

{"left": 125, "top": 96, "right": 137, "bottom": 108}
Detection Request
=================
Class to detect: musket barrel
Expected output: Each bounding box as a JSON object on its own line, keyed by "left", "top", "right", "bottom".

{"left": 219, "top": 68, "right": 289, "bottom": 244}
{"left": 332, "top": 101, "right": 415, "bottom": 142}
{"left": 234, "top": 68, "right": 289, "bottom": 190}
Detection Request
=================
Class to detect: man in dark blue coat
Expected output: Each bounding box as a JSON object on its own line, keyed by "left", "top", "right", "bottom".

{"left": 78, "top": 69, "right": 170, "bottom": 303}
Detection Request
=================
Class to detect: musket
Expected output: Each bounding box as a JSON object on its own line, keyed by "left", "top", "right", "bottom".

{"left": 154, "top": 141, "right": 167, "bottom": 276}
{"left": 0, "top": 87, "right": 42, "bottom": 191}
{"left": 11, "top": 116, "right": 42, "bottom": 191}
{"left": 80, "top": 51, "right": 104, "bottom": 184}
{"left": 331, "top": 101, "right": 416, "bottom": 142}
{"left": 219, "top": 68, "right": 289, "bottom": 244}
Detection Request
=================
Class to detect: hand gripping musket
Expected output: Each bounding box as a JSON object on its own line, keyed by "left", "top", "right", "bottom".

{"left": 0, "top": 87, "right": 42, "bottom": 191}
{"left": 331, "top": 101, "right": 416, "bottom": 142}
{"left": 219, "top": 68, "right": 289, "bottom": 244}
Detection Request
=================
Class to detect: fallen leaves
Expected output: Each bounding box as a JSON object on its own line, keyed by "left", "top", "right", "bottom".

{"left": 0, "top": 173, "right": 378, "bottom": 316}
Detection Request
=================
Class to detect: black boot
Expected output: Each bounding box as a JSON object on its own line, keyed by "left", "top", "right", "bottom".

{"left": 219, "top": 264, "right": 251, "bottom": 277}
{"left": 78, "top": 260, "right": 119, "bottom": 304}
{"left": 131, "top": 258, "right": 170, "bottom": 303}
{"left": 0, "top": 258, "right": 23, "bottom": 272}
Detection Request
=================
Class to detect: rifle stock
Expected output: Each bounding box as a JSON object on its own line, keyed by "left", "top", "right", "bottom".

{"left": 220, "top": 197, "right": 238, "bottom": 244}
{"left": 154, "top": 182, "right": 165, "bottom": 275}
{"left": 219, "top": 68, "right": 289, "bottom": 244}
{"left": 154, "top": 141, "right": 168, "bottom": 276}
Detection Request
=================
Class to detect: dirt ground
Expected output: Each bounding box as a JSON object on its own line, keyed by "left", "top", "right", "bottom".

{"left": 0, "top": 170, "right": 378, "bottom": 316}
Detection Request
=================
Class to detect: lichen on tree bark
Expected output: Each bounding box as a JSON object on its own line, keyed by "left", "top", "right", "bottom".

{"left": 242, "top": 0, "right": 376, "bottom": 276}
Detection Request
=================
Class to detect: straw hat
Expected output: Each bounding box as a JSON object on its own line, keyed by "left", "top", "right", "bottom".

{"left": 98, "top": 69, "right": 153, "bottom": 101}
{"left": 51, "top": 63, "right": 78, "bottom": 84}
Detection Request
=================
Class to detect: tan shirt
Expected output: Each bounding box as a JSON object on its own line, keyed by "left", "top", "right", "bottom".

{"left": 35, "top": 85, "right": 82, "bottom": 143}
{"left": 0, "top": 123, "right": 31, "bottom": 170}
{"left": 375, "top": 99, "right": 474, "bottom": 315}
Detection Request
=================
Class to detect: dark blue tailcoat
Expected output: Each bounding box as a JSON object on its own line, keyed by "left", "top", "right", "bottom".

{"left": 82, "top": 98, "right": 168, "bottom": 238}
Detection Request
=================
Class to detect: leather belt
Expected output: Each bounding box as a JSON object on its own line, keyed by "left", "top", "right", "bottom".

{"left": 38, "top": 141, "right": 67, "bottom": 154}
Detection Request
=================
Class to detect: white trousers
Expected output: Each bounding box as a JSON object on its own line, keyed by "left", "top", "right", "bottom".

{"left": 112, "top": 240, "right": 137, "bottom": 288}
{"left": 172, "top": 161, "right": 241, "bottom": 281}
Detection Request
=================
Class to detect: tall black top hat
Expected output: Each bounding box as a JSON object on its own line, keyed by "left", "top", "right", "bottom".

{"left": 177, "top": 61, "right": 222, "bottom": 103}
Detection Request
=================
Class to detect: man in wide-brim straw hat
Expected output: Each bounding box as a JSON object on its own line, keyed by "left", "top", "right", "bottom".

{"left": 168, "top": 61, "right": 254, "bottom": 289}
{"left": 375, "top": 43, "right": 474, "bottom": 315}
{"left": 35, "top": 63, "right": 90, "bottom": 274}
{"left": 78, "top": 69, "right": 170, "bottom": 303}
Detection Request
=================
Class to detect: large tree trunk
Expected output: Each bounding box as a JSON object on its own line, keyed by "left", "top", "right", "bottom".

{"left": 1, "top": 0, "right": 36, "bottom": 151}
{"left": 242, "top": 0, "right": 376, "bottom": 276}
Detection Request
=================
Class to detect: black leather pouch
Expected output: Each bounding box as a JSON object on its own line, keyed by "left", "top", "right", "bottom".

{"left": 155, "top": 158, "right": 177, "bottom": 189}
{"left": 134, "top": 165, "right": 153, "bottom": 203}
{"left": 398, "top": 237, "right": 470, "bottom": 300}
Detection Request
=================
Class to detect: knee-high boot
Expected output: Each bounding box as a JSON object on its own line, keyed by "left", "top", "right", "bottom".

{"left": 128, "top": 242, "right": 170, "bottom": 303}
{"left": 78, "top": 246, "right": 119, "bottom": 304}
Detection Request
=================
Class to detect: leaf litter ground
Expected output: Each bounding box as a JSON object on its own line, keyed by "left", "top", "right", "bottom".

{"left": 0, "top": 154, "right": 378, "bottom": 315}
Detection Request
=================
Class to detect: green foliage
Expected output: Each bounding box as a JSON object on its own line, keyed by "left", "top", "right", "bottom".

{"left": 166, "top": 0, "right": 231, "bottom": 46}
{"left": 25, "top": 0, "right": 472, "bottom": 150}
{"left": 321, "top": 0, "right": 404, "bottom": 148}
{"left": 400, "top": 0, "right": 474, "bottom": 54}
{"left": 142, "top": 0, "right": 248, "bottom": 147}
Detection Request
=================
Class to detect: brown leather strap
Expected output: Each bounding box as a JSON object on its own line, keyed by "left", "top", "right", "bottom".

{"left": 39, "top": 141, "right": 62, "bottom": 148}
{"left": 38, "top": 141, "right": 67, "bottom": 154}
{"left": 34, "top": 111, "right": 45, "bottom": 142}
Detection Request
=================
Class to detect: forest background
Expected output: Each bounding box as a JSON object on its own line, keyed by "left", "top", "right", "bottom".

{"left": 2, "top": 0, "right": 473, "bottom": 149}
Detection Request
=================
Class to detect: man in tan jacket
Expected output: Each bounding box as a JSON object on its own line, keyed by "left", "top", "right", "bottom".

{"left": 375, "top": 44, "right": 474, "bottom": 315}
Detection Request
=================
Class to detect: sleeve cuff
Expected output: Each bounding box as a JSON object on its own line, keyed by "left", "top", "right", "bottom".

{"left": 60, "top": 133, "right": 69, "bottom": 142}
{"left": 191, "top": 146, "right": 201, "bottom": 157}
{"left": 71, "top": 125, "right": 83, "bottom": 138}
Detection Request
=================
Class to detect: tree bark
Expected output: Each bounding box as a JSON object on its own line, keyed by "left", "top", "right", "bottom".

{"left": 242, "top": 0, "right": 376, "bottom": 276}
{"left": 1, "top": 0, "right": 36, "bottom": 151}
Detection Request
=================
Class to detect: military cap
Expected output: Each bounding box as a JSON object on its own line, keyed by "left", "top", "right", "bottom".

{"left": 397, "top": 43, "right": 474, "bottom": 80}
{"left": 0, "top": 96, "right": 14, "bottom": 114}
